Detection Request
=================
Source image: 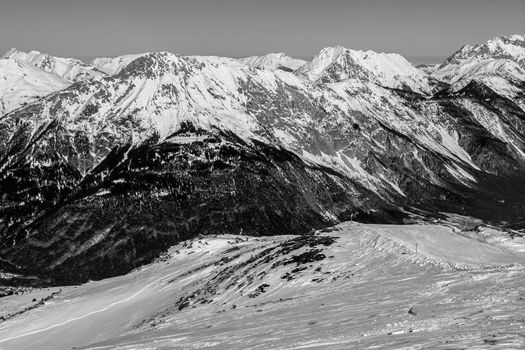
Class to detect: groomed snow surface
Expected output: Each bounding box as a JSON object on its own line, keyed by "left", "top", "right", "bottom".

{"left": 1, "top": 222, "right": 525, "bottom": 349}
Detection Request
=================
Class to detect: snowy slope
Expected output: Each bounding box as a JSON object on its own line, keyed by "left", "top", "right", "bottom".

{"left": 0, "top": 57, "right": 70, "bottom": 116}
{"left": 239, "top": 52, "right": 306, "bottom": 72}
{"left": 434, "top": 58, "right": 525, "bottom": 86}
{"left": 431, "top": 35, "right": 525, "bottom": 142}
{"left": 433, "top": 35, "right": 525, "bottom": 103}
{"left": 91, "top": 53, "right": 146, "bottom": 75}
{"left": 439, "top": 34, "right": 525, "bottom": 68}
{"left": 296, "top": 46, "right": 439, "bottom": 95}
{"left": 2, "top": 48, "right": 105, "bottom": 82}
{"left": 433, "top": 56, "right": 525, "bottom": 102}
{"left": 1, "top": 222, "right": 524, "bottom": 349}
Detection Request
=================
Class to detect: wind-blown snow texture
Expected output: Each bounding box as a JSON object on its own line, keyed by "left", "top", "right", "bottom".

{"left": 1, "top": 222, "right": 525, "bottom": 349}
{"left": 1, "top": 35, "right": 525, "bottom": 284}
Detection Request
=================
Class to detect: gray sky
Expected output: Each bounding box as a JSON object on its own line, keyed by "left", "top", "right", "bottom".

{"left": 1, "top": 0, "right": 524, "bottom": 62}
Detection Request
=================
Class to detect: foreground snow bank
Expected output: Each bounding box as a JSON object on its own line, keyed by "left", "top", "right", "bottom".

{"left": 1, "top": 222, "right": 525, "bottom": 349}
{"left": 370, "top": 224, "right": 525, "bottom": 268}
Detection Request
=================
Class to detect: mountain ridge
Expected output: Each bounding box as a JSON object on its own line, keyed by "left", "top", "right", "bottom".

{"left": 1, "top": 34, "right": 525, "bottom": 284}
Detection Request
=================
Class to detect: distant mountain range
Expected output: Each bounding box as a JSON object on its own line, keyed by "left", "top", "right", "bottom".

{"left": 1, "top": 34, "right": 525, "bottom": 284}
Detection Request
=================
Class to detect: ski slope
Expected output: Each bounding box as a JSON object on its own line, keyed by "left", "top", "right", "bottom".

{"left": 1, "top": 222, "right": 525, "bottom": 349}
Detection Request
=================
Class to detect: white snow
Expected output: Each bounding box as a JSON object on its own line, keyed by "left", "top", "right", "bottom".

{"left": 1, "top": 222, "right": 525, "bottom": 349}
{"left": 91, "top": 53, "right": 146, "bottom": 75}
{"left": 0, "top": 58, "right": 70, "bottom": 116}
{"left": 434, "top": 34, "right": 525, "bottom": 100}
{"left": 434, "top": 58, "right": 525, "bottom": 91}
{"left": 239, "top": 52, "right": 306, "bottom": 71}
{"left": 2, "top": 48, "right": 105, "bottom": 82}
{"left": 2, "top": 38, "right": 524, "bottom": 198}
{"left": 297, "top": 46, "right": 437, "bottom": 95}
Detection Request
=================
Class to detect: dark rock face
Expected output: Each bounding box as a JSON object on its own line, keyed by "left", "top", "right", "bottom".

{"left": 0, "top": 127, "right": 401, "bottom": 284}
{"left": 432, "top": 81, "right": 525, "bottom": 176}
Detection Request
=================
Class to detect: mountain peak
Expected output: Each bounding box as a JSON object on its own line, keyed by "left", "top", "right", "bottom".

{"left": 313, "top": 45, "right": 348, "bottom": 63}
{"left": 239, "top": 52, "right": 306, "bottom": 72}
{"left": 297, "top": 46, "right": 437, "bottom": 95}
{"left": 115, "top": 51, "right": 190, "bottom": 79}
{"left": 499, "top": 34, "right": 525, "bottom": 46}
{"left": 441, "top": 34, "right": 525, "bottom": 69}
{"left": 2, "top": 48, "right": 108, "bottom": 83}
{"left": 91, "top": 53, "right": 147, "bottom": 75}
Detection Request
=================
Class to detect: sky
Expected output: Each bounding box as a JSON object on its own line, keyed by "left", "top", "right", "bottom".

{"left": 1, "top": 0, "right": 524, "bottom": 63}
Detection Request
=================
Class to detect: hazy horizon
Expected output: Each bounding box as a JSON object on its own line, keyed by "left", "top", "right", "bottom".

{"left": 1, "top": 0, "right": 523, "bottom": 62}
{"left": 69, "top": 54, "right": 443, "bottom": 65}
{"left": 66, "top": 55, "right": 444, "bottom": 67}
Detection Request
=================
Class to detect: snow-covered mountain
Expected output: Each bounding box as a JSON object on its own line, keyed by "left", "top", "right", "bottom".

{"left": 1, "top": 36, "right": 525, "bottom": 284}
{"left": 3, "top": 50, "right": 517, "bottom": 195}
{"left": 439, "top": 34, "right": 525, "bottom": 68}
{"left": 296, "top": 46, "right": 441, "bottom": 95}
{"left": 239, "top": 52, "right": 306, "bottom": 72}
{"left": 434, "top": 58, "right": 525, "bottom": 88}
{"left": 2, "top": 48, "right": 105, "bottom": 82}
{"left": 91, "top": 53, "right": 146, "bottom": 75}
{"left": 0, "top": 56, "right": 70, "bottom": 116}
{"left": 432, "top": 35, "right": 525, "bottom": 108}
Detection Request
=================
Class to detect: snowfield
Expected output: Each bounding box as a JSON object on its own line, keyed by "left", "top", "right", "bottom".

{"left": 1, "top": 222, "right": 525, "bottom": 349}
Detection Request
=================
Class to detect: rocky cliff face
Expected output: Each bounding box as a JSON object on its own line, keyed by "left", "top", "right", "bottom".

{"left": 1, "top": 36, "right": 525, "bottom": 284}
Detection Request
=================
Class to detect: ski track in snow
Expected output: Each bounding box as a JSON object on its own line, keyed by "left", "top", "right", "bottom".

{"left": 1, "top": 222, "right": 525, "bottom": 350}
{"left": 0, "top": 267, "right": 183, "bottom": 344}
